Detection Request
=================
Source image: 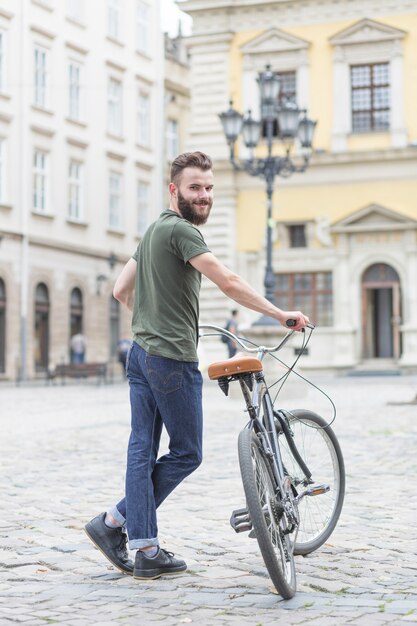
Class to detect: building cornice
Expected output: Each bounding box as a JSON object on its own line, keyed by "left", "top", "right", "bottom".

{"left": 181, "top": 0, "right": 417, "bottom": 33}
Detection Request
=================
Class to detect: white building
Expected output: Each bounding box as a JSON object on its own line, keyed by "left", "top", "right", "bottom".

{"left": 0, "top": 0, "right": 164, "bottom": 380}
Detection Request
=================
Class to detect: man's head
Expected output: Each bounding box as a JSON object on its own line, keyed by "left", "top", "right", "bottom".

{"left": 169, "top": 152, "right": 214, "bottom": 226}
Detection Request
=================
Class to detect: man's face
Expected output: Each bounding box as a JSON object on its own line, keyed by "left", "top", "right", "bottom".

{"left": 173, "top": 167, "right": 214, "bottom": 226}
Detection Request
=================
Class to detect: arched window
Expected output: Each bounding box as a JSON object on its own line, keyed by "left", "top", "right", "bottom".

{"left": 109, "top": 295, "right": 120, "bottom": 357}
{"left": 34, "top": 283, "right": 49, "bottom": 370}
{"left": 70, "top": 287, "right": 83, "bottom": 337}
{"left": 0, "top": 278, "right": 6, "bottom": 373}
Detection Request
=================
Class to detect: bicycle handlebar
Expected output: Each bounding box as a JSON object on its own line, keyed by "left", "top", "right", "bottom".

{"left": 199, "top": 323, "right": 315, "bottom": 355}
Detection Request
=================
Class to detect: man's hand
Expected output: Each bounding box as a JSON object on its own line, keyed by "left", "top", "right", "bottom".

{"left": 276, "top": 310, "right": 310, "bottom": 332}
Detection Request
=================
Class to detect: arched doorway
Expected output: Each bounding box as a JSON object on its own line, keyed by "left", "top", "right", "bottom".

{"left": 0, "top": 278, "right": 5, "bottom": 373}
{"left": 35, "top": 282, "right": 50, "bottom": 371}
{"left": 362, "top": 263, "right": 402, "bottom": 359}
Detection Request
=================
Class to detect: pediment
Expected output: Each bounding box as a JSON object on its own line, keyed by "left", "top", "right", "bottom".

{"left": 330, "top": 18, "right": 406, "bottom": 47}
{"left": 241, "top": 28, "right": 310, "bottom": 55}
{"left": 331, "top": 204, "right": 417, "bottom": 233}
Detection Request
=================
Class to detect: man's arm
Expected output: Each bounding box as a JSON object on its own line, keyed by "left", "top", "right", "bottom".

{"left": 113, "top": 258, "right": 137, "bottom": 311}
{"left": 190, "top": 252, "right": 309, "bottom": 331}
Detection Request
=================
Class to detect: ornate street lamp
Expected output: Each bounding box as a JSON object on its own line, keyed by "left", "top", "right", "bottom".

{"left": 219, "top": 65, "right": 317, "bottom": 325}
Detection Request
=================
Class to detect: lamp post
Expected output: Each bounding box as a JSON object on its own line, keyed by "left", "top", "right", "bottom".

{"left": 219, "top": 65, "right": 317, "bottom": 325}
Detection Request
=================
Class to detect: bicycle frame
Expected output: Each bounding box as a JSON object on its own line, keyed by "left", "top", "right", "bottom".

{"left": 199, "top": 324, "right": 307, "bottom": 534}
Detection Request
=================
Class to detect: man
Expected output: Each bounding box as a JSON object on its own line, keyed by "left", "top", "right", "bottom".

{"left": 224, "top": 309, "right": 239, "bottom": 358}
{"left": 84, "top": 151, "right": 309, "bottom": 581}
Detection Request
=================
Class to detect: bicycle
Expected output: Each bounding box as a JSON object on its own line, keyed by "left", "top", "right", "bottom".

{"left": 199, "top": 322, "right": 345, "bottom": 599}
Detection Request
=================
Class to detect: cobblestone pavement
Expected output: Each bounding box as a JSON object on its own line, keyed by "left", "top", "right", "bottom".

{"left": 1, "top": 370, "right": 417, "bottom": 626}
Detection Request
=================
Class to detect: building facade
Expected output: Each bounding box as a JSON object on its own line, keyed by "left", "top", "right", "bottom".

{"left": 182, "top": 0, "right": 417, "bottom": 372}
{"left": 0, "top": 0, "right": 164, "bottom": 380}
{"left": 163, "top": 29, "right": 191, "bottom": 204}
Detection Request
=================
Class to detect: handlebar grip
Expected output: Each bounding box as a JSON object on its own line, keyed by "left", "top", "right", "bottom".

{"left": 286, "top": 319, "right": 297, "bottom": 327}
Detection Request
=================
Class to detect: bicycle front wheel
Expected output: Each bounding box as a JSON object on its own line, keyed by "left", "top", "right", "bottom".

{"left": 279, "top": 409, "right": 345, "bottom": 556}
{"left": 238, "top": 428, "right": 296, "bottom": 599}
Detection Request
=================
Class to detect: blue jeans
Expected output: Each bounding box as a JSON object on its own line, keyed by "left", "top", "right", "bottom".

{"left": 110, "top": 341, "right": 203, "bottom": 549}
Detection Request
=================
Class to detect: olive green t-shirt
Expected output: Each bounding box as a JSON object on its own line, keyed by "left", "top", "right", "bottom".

{"left": 131, "top": 209, "right": 210, "bottom": 362}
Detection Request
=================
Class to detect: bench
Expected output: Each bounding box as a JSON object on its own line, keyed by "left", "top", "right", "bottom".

{"left": 49, "top": 362, "right": 108, "bottom": 385}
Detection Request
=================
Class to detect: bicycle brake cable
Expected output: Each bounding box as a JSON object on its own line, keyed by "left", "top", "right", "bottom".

{"left": 267, "top": 327, "right": 337, "bottom": 429}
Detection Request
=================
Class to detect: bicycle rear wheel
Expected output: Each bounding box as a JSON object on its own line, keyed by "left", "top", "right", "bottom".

{"left": 238, "top": 427, "right": 296, "bottom": 599}
{"left": 278, "top": 409, "right": 345, "bottom": 556}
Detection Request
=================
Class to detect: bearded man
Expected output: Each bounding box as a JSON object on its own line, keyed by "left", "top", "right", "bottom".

{"left": 84, "top": 151, "right": 309, "bottom": 580}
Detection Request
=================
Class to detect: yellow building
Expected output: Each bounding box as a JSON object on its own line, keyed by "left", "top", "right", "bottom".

{"left": 182, "top": 0, "right": 417, "bottom": 371}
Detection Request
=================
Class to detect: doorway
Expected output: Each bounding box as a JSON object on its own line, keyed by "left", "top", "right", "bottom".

{"left": 362, "top": 263, "right": 401, "bottom": 359}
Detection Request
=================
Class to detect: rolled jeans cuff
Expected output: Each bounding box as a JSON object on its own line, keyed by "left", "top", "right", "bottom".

{"left": 129, "top": 536, "right": 159, "bottom": 550}
{"left": 109, "top": 506, "right": 126, "bottom": 527}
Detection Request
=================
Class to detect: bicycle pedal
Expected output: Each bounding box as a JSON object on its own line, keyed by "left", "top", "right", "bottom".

{"left": 230, "top": 507, "right": 252, "bottom": 533}
{"left": 305, "top": 483, "right": 330, "bottom": 497}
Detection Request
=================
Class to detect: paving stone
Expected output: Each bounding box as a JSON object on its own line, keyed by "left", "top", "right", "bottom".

{"left": 1, "top": 376, "right": 417, "bottom": 624}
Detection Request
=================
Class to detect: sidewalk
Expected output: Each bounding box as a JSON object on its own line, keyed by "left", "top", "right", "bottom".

{"left": 1, "top": 373, "right": 417, "bottom": 625}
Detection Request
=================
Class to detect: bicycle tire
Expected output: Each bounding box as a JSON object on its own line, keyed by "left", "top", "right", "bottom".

{"left": 238, "top": 427, "right": 297, "bottom": 599}
{"left": 278, "top": 409, "right": 345, "bottom": 556}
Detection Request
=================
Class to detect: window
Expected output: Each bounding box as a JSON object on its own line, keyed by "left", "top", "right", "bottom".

{"left": 277, "top": 71, "right": 297, "bottom": 105}
{"left": 108, "top": 78, "right": 123, "bottom": 136}
{"left": 70, "top": 287, "right": 83, "bottom": 339}
{"left": 351, "top": 63, "right": 390, "bottom": 133}
{"left": 67, "top": 0, "right": 84, "bottom": 21}
{"left": 137, "top": 180, "right": 149, "bottom": 235}
{"left": 137, "top": 92, "right": 150, "bottom": 145}
{"left": 33, "top": 150, "right": 49, "bottom": 213}
{"left": 0, "top": 138, "right": 6, "bottom": 204}
{"left": 33, "top": 45, "right": 48, "bottom": 108}
{"left": 0, "top": 30, "right": 6, "bottom": 93}
{"left": 288, "top": 224, "right": 306, "bottom": 248}
{"left": 166, "top": 119, "right": 179, "bottom": 161}
{"left": 108, "top": 171, "right": 123, "bottom": 229}
{"left": 34, "top": 283, "right": 49, "bottom": 371}
{"left": 68, "top": 61, "right": 82, "bottom": 120}
{"left": 107, "top": 0, "right": 121, "bottom": 40}
{"left": 136, "top": 1, "right": 149, "bottom": 54}
{"left": 68, "top": 160, "right": 83, "bottom": 221}
{"left": 0, "top": 278, "right": 5, "bottom": 373}
{"left": 263, "top": 70, "right": 296, "bottom": 137}
{"left": 275, "top": 272, "right": 333, "bottom": 326}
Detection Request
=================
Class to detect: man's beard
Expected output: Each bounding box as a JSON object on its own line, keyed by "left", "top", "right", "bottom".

{"left": 177, "top": 190, "right": 212, "bottom": 226}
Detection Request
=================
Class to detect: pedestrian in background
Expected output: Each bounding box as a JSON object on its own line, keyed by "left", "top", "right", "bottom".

{"left": 84, "top": 151, "right": 309, "bottom": 581}
{"left": 70, "top": 333, "right": 86, "bottom": 364}
{"left": 224, "top": 309, "right": 239, "bottom": 358}
{"left": 117, "top": 338, "right": 132, "bottom": 375}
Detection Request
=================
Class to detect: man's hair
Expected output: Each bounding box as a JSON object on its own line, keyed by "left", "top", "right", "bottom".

{"left": 170, "top": 151, "right": 213, "bottom": 185}
{"left": 231, "top": 309, "right": 238, "bottom": 316}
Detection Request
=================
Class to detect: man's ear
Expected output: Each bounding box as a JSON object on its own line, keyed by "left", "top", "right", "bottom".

{"left": 169, "top": 182, "right": 177, "bottom": 197}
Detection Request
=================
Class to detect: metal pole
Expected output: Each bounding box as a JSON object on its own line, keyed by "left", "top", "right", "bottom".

{"left": 264, "top": 173, "right": 275, "bottom": 305}
{"left": 263, "top": 117, "right": 276, "bottom": 305}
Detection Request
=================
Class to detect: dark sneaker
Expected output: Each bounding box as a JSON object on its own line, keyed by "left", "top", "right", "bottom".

{"left": 133, "top": 548, "right": 187, "bottom": 580}
{"left": 84, "top": 512, "right": 134, "bottom": 575}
